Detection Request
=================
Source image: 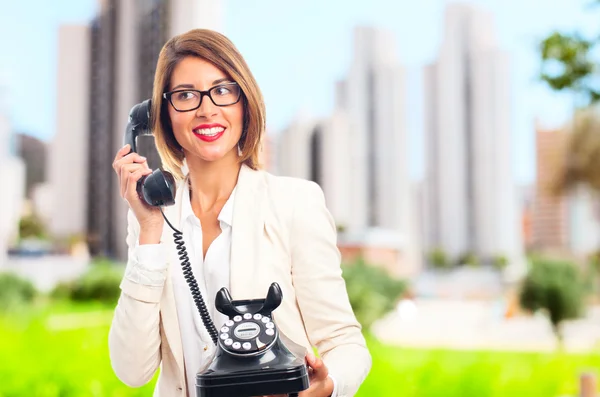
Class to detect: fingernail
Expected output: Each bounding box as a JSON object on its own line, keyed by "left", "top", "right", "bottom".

{"left": 140, "top": 156, "right": 147, "bottom": 161}
{"left": 123, "top": 144, "right": 130, "bottom": 150}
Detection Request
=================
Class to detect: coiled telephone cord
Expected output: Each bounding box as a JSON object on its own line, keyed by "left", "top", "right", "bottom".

{"left": 160, "top": 208, "right": 219, "bottom": 345}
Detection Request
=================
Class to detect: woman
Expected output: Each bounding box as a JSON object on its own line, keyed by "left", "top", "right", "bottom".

{"left": 109, "top": 29, "right": 371, "bottom": 397}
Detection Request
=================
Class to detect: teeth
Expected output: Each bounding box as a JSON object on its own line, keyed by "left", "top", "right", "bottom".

{"left": 194, "top": 127, "right": 224, "bottom": 136}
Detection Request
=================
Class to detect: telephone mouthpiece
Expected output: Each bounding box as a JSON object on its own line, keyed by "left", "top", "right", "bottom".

{"left": 139, "top": 169, "right": 176, "bottom": 207}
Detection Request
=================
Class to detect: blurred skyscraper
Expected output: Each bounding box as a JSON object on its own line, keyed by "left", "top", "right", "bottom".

{"left": 337, "top": 26, "right": 411, "bottom": 234}
{"left": 532, "top": 123, "right": 600, "bottom": 256}
{"left": 278, "top": 26, "right": 421, "bottom": 276}
{"left": 531, "top": 124, "right": 569, "bottom": 251}
{"left": 423, "top": 3, "right": 524, "bottom": 268}
{"left": 277, "top": 110, "right": 352, "bottom": 227}
{"left": 50, "top": 0, "right": 222, "bottom": 259}
{"left": 15, "top": 133, "right": 48, "bottom": 199}
{"left": 0, "top": 105, "right": 25, "bottom": 265}
{"left": 48, "top": 24, "right": 90, "bottom": 242}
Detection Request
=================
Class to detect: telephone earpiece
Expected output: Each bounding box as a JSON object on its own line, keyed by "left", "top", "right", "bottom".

{"left": 124, "top": 99, "right": 176, "bottom": 207}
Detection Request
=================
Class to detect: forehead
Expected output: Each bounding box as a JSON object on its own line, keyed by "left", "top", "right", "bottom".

{"left": 169, "top": 57, "right": 229, "bottom": 89}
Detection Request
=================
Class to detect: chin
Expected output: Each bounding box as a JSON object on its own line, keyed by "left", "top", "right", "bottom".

{"left": 197, "top": 147, "right": 235, "bottom": 163}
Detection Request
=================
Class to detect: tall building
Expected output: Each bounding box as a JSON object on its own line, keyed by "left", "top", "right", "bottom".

{"left": 277, "top": 110, "right": 352, "bottom": 228}
{"left": 531, "top": 125, "right": 569, "bottom": 251}
{"left": 0, "top": 109, "right": 25, "bottom": 266}
{"left": 532, "top": 123, "right": 600, "bottom": 256}
{"left": 279, "top": 26, "right": 412, "bottom": 234}
{"left": 15, "top": 133, "right": 48, "bottom": 199}
{"left": 335, "top": 26, "right": 410, "bottom": 234}
{"left": 423, "top": 3, "right": 523, "bottom": 267}
{"left": 48, "top": 24, "right": 91, "bottom": 241}
{"left": 84, "top": 0, "right": 222, "bottom": 259}
{"left": 277, "top": 26, "right": 421, "bottom": 275}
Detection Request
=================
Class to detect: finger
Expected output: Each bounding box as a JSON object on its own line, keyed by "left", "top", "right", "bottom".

{"left": 113, "top": 149, "right": 147, "bottom": 173}
{"left": 120, "top": 163, "right": 147, "bottom": 198}
{"left": 305, "top": 351, "right": 316, "bottom": 366}
{"left": 124, "top": 168, "right": 151, "bottom": 203}
{"left": 307, "top": 356, "right": 328, "bottom": 380}
{"left": 112, "top": 144, "right": 131, "bottom": 169}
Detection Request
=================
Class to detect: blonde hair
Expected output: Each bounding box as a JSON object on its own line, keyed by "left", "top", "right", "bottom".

{"left": 151, "top": 29, "right": 266, "bottom": 180}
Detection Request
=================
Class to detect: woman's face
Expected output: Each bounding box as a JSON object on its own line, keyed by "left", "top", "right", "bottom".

{"left": 166, "top": 56, "right": 244, "bottom": 165}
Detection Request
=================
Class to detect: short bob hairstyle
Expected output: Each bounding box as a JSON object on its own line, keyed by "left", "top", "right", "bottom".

{"left": 151, "top": 29, "right": 266, "bottom": 180}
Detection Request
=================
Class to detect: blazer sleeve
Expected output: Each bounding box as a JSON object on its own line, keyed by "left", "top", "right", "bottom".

{"left": 108, "top": 209, "right": 168, "bottom": 387}
{"left": 290, "top": 181, "right": 372, "bottom": 397}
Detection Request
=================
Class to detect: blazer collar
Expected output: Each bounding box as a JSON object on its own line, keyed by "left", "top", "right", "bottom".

{"left": 230, "top": 164, "right": 267, "bottom": 300}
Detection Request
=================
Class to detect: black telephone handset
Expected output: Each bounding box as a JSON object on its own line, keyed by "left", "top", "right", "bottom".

{"left": 124, "top": 100, "right": 309, "bottom": 397}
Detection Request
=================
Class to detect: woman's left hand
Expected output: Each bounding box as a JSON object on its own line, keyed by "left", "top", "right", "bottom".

{"left": 263, "top": 352, "right": 334, "bottom": 397}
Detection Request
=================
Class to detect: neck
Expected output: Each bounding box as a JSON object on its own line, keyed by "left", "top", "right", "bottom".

{"left": 185, "top": 150, "right": 241, "bottom": 212}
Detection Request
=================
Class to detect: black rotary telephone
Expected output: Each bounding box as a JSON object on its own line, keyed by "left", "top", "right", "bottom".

{"left": 123, "top": 100, "right": 310, "bottom": 397}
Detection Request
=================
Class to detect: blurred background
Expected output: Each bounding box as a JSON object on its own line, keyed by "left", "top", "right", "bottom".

{"left": 1, "top": 0, "right": 600, "bottom": 396}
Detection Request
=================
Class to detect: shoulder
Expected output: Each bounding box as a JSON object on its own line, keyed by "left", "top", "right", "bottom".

{"left": 260, "top": 170, "right": 324, "bottom": 202}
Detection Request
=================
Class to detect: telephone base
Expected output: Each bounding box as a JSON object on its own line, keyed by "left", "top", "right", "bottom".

{"left": 196, "top": 338, "right": 309, "bottom": 397}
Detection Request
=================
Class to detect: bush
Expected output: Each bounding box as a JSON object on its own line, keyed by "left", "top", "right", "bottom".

{"left": 492, "top": 254, "right": 508, "bottom": 271}
{"left": 342, "top": 258, "right": 407, "bottom": 331}
{"left": 519, "top": 258, "right": 584, "bottom": 347}
{"left": 51, "top": 258, "right": 124, "bottom": 305}
{"left": 427, "top": 248, "right": 450, "bottom": 270}
{"left": 18, "top": 213, "right": 48, "bottom": 240}
{"left": 0, "top": 272, "right": 37, "bottom": 312}
{"left": 455, "top": 251, "right": 479, "bottom": 267}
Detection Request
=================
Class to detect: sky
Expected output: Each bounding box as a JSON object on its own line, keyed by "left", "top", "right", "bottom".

{"left": 0, "top": 0, "right": 598, "bottom": 184}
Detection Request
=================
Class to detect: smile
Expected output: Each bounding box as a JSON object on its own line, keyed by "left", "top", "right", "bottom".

{"left": 193, "top": 126, "right": 226, "bottom": 142}
{"left": 193, "top": 126, "right": 225, "bottom": 136}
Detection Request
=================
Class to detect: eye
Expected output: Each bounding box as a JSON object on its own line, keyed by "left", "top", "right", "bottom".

{"left": 213, "top": 86, "right": 232, "bottom": 96}
{"left": 176, "top": 91, "right": 197, "bottom": 101}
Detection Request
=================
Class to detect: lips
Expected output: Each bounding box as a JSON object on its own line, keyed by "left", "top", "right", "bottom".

{"left": 193, "top": 124, "right": 226, "bottom": 143}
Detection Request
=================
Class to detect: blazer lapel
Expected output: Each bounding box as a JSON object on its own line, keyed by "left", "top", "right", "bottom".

{"left": 230, "top": 164, "right": 267, "bottom": 300}
{"left": 160, "top": 176, "right": 187, "bottom": 380}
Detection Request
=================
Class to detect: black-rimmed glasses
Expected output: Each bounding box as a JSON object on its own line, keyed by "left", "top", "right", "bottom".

{"left": 163, "top": 82, "right": 242, "bottom": 112}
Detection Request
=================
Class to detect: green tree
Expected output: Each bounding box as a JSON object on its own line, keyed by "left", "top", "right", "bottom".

{"left": 539, "top": 31, "right": 599, "bottom": 106}
{"left": 518, "top": 259, "right": 585, "bottom": 348}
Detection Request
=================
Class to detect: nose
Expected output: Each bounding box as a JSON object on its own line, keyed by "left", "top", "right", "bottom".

{"left": 195, "top": 93, "right": 218, "bottom": 118}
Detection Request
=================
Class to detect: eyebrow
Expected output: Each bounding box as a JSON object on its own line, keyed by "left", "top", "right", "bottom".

{"left": 171, "top": 78, "right": 232, "bottom": 91}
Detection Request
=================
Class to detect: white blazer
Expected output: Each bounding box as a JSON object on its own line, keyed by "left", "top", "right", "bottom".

{"left": 108, "top": 164, "right": 372, "bottom": 397}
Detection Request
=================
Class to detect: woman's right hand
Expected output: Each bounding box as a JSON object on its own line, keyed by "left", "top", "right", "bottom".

{"left": 112, "top": 144, "right": 164, "bottom": 243}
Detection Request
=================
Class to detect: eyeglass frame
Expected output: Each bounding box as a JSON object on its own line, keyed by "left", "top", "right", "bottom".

{"left": 162, "top": 82, "right": 242, "bottom": 112}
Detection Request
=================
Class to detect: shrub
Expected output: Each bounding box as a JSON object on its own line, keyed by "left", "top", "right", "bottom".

{"left": 51, "top": 258, "right": 123, "bottom": 305}
{"left": 427, "top": 248, "right": 450, "bottom": 270}
{"left": 18, "top": 213, "right": 48, "bottom": 240}
{"left": 518, "top": 258, "right": 584, "bottom": 347}
{"left": 0, "top": 272, "right": 37, "bottom": 312}
{"left": 492, "top": 254, "right": 508, "bottom": 271}
{"left": 342, "top": 257, "right": 407, "bottom": 331}
{"left": 455, "top": 251, "right": 479, "bottom": 267}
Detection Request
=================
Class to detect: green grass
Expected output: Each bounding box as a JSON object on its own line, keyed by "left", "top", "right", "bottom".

{"left": 359, "top": 337, "right": 600, "bottom": 397}
{"left": 0, "top": 302, "right": 598, "bottom": 397}
{"left": 0, "top": 301, "right": 157, "bottom": 397}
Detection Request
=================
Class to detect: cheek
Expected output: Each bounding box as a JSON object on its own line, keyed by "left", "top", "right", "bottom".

{"left": 169, "top": 111, "right": 192, "bottom": 138}
{"left": 230, "top": 105, "right": 245, "bottom": 136}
